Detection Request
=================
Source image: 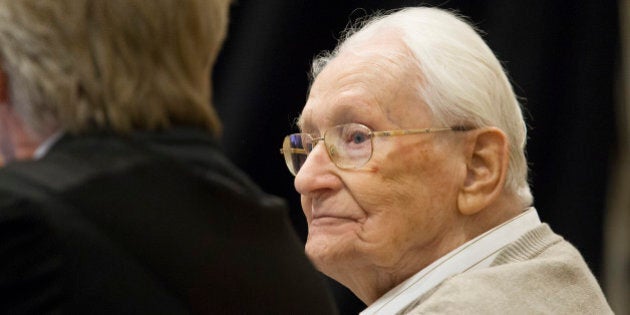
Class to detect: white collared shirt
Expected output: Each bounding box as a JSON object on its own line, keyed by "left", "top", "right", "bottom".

{"left": 360, "top": 207, "right": 541, "bottom": 315}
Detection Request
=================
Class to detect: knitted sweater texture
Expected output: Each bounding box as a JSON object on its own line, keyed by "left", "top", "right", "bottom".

{"left": 401, "top": 224, "right": 612, "bottom": 314}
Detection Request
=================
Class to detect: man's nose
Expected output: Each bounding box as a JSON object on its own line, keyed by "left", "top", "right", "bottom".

{"left": 294, "top": 141, "right": 340, "bottom": 195}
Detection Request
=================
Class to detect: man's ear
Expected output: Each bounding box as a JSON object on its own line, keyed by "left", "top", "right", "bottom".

{"left": 457, "top": 127, "right": 509, "bottom": 215}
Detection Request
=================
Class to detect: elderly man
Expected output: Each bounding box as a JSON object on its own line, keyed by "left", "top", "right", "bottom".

{"left": 0, "top": 0, "right": 336, "bottom": 313}
{"left": 281, "top": 7, "right": 612, "bottom": 314}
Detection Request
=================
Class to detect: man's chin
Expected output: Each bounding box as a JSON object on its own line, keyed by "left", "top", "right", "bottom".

{"left": 305, "top": 226, "right": 359, "bottom": 267}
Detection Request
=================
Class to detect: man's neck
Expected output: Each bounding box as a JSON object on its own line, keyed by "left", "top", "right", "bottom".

{"left": 0, "top": 109, "right": 44, "bottom": 163}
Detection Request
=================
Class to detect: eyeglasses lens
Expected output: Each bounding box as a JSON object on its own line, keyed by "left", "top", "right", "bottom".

{"left": 283, "top": 134, "right": 309, "bottom": 175}
{"left": 282, "top": 123, "right": 374, "bottom": 175}
{"left": 326, "top": 123, "right": 372, "bottom": 169}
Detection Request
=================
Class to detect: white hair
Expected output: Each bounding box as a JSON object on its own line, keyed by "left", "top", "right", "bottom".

{"left": 311, "top": 7, "right": 533, "bottom": 206}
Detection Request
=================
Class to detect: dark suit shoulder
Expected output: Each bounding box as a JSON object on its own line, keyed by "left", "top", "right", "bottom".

{"left": 0, "top": 132, "right": 338, "bottom": 314}
{"left": 0, "top": 195, "right": 65, "bottom": 313}
{"left": 0, "top": 162, "right": 193, "bottom": 314}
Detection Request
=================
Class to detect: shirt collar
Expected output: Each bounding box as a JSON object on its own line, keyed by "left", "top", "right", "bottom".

{"left": 33, "top": 131, "right": 64, "bottom": 160}
{"left": 361, "top": 207, "right": 541, "bottom": 315}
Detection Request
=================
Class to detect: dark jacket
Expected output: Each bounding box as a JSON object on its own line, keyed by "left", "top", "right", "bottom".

{"left": 0, "top": 128, "right": 336, "bottom": 314}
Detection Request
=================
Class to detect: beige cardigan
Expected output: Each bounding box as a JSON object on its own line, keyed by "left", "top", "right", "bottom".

{"left": 402, "top": 224, "right": 613, "bottom": 314}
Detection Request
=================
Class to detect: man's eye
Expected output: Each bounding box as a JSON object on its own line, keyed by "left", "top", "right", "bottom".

{"left": 351, "top": 132, "right": 369, "bottom": 144}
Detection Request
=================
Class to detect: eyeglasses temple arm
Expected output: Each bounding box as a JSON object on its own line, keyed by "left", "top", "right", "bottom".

{"left": 280, "top": 148, "right": 308, "bottom": 155}
{"left": 371, "top": 126, "right": 475, "bottom": 137}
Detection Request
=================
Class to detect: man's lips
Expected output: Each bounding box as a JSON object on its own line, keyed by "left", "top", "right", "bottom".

{"left": 312, "top": 212, "right": 342, "bottom": 220}
{"left": 310, "top": 216, "right": 358, "bottom": 229}
{"left": 312, "top": 207, "right": 342, "bottom": 219}
{"left": 308, "top": 197, "right": 363, "bottom": 224}
{"left": 310, "top": 208, "right": 361, "bottom": 223}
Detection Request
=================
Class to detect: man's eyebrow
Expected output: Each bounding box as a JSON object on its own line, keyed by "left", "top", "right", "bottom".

{"left": 296, "top": 104, "right": 371, "bottom": 133}
{"left": 296, "top": 114, "right": 307, "bottom": 131}
{"left": 329, "top": 104, "right": 370, "bottom": 127}
{"left": 297, "top": 119, "right": 315, "bottom": 134}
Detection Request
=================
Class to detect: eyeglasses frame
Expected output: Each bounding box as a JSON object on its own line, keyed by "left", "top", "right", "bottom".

{"left": 280, "top": 123, "right": 473, "bottom": 175}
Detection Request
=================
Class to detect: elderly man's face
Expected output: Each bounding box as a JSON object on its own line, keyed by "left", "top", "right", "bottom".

{"left": 295, "top": 37, "right": 466, "bottom": 287}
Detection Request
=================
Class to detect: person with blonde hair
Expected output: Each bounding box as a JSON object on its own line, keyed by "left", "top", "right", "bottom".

{"left": 0, "top": 0, "right": 336, "bottom": 313}
{"left": 281, "top": 7, "right": 611, "bottom": 314}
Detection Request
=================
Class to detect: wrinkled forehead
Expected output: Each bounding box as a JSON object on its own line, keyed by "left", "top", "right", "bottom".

{"left": 298, "top": 32, "right": 428, "bottom": 132}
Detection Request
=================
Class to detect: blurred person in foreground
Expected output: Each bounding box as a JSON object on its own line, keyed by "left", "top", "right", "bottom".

{"left": 281, "top": 7, "right": 612, "bottom": 314}
{"left": 0, "top": 0, "right": 336, "bottom": 313}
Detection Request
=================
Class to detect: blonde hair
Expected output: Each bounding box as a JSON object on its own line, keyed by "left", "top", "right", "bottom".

{"left": 0, "top": 0, "right": 231, "bottom": 137}
{"left": 312, "top": 7, "right": 533, "bottom": 206}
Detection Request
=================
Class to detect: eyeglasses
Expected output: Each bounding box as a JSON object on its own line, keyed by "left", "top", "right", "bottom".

{"left": 280, "top": 122, "right": 472, "bottom": 176}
